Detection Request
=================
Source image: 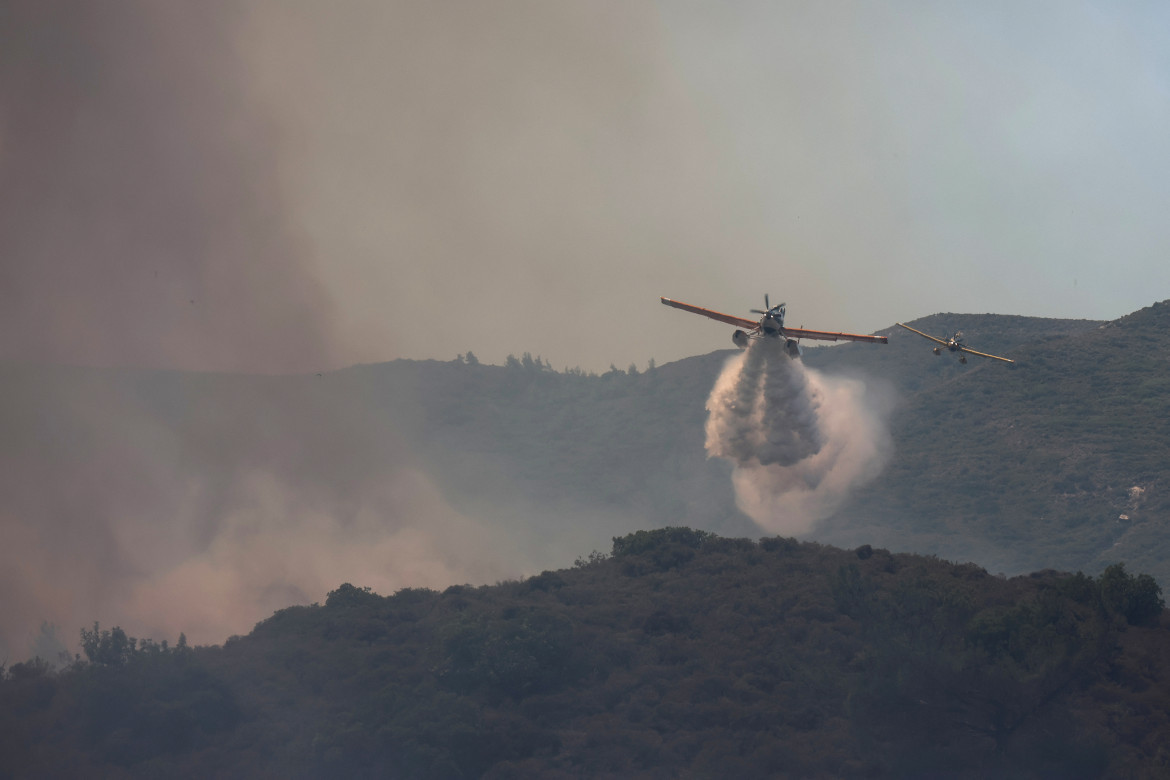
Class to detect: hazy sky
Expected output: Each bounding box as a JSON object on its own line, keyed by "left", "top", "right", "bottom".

{"left": 4, "top": 1, "right": 1170, "bottom": 374}
{"left": 250, "top": 0, "right": 1170, "bottom": 372}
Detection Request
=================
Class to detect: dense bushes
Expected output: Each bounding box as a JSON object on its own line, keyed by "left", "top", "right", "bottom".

{"left": 1098, "top": 563, "right": 1165, "bottom": 625}
{"left": 2, "top": 532, "right": 1168, "bottom": 777}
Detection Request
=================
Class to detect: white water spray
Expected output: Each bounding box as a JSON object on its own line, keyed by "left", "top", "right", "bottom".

{"left": 706, "top": 339, "right": 892, "bottom": 536}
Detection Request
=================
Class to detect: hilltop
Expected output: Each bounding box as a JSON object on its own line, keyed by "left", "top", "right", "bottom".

{"left": 2, "top": 530, "right": 1166, "bottom": 778}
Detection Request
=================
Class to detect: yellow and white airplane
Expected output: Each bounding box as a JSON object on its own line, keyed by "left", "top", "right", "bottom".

{"left": 896, "top": 323, "right": 1014, "bottom": 364}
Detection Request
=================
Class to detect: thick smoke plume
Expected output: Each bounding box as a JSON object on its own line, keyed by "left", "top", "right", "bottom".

{"left": 0, "top": 366, "right": 521, "bottom": 662}
{"left": 0, "top": 0, "right": 359, "bottom": 663}
{"left": 706, "top": 340, "right": 892, "bottom": 536}
{"left": 2, "top": 1, "right": 695, "bottom": 662}
{"left": 0, "top": 1, "right": 341, "bottom": 373}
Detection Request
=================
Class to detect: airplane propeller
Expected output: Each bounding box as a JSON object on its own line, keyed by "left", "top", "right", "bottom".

{"left": 750, "top": 294, "right": 786, "bottom": 316}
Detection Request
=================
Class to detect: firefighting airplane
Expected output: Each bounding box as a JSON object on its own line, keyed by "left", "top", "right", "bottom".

{"left": 896, "top": 322, "right": 1014, "bottom": 364}
{"left": 660, "top": 295, "right": 887, "bottom": 358}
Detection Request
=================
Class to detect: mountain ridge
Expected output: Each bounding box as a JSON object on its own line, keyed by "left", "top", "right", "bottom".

{"left": 2, "top": 303, "right": 1166, "bottom": 661}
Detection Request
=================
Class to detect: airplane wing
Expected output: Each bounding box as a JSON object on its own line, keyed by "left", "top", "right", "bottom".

{"left": 896, "top": 322, "right": 951, "bottom": 347}
{"left": 898, "top": 322, "right": 1014, "bottom": 363}
{"left": 660, "top": 298, "right": 758, "bottom": 330}
{"left": 958, "top": 346, "right": 1015, "bottom": 364}
{"left": 782, "top": 327, "right": 888, "bottom": 344}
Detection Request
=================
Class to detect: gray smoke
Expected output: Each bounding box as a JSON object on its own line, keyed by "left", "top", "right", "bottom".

{"left": 0, "top": 366, "right": 524, "bottom": 661}
{"left": 1, "top": 1, "right": 687, "bottom": 663}
{"left": 706, "top": 340, "right": 893, "bottom": 536}
{"left": 0, "top": 1, "right": 341, "bottom": 373}
{"left": 0, "top": 0, "right": 356, "bottom": 662}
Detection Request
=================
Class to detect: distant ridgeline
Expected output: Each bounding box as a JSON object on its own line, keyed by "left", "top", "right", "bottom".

{"left": 2, "top": 530, "right": 1167, "bottom": 777}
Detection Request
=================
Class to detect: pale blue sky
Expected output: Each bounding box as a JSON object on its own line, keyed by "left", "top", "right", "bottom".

{"left": 653, "top": 1, "right": 1170, "bottom": 334}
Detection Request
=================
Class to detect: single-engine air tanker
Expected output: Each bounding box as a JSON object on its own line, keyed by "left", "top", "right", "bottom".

{"left": 896, "top": 322, "right": 1014, "bottom": 364}
{"left": 660, "top": 295, "right": 887, "bottom": 358}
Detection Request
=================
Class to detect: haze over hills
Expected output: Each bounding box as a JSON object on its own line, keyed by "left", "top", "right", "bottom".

{"left": 5, "top": 302, "right": 1169, "bottom": 662}
{"left": 0, "top": 350, "right": 747, "bottom": 659}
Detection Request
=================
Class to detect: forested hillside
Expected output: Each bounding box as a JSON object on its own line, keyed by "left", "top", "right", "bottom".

{"left": 817, "top": 301, "right": 1170, "bottom": 585}
{"left": 354, "top": 350, "right": 755, "bottom": 539}
{"left": 349, "top": 308, "right": 1118, "bottom": 576}
{"left": 3, "top": 530, "right": 1167, "bottom": 778}
{"left": 386, "top": 304, "right": 1170, "bottom": 587}
{"left": 397, "top": 303, "right": 1170, "bottom": 586}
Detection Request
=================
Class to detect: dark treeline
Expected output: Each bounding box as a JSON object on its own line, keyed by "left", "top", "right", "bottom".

{"left": 3, "top": 529, "right": 1168, "bottom": 778}
{"left": 458, "top": 350, "right": 657, "bottom": 378}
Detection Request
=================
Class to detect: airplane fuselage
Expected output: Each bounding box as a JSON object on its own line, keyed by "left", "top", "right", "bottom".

{"left": 759, "top": 313, "right": 785, "bottom": 336}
